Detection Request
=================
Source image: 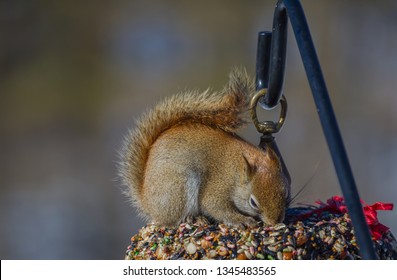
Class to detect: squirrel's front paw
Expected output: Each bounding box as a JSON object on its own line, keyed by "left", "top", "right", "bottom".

{"left": 225, "top": 216, "right": 258, "bottom": 229}
{"left": 241, "top": 216, "right": 260, "bottom": 228}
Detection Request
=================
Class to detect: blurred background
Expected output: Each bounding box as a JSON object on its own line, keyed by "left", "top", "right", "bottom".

{"left": 1, "top": 0, "right": 397, "bottom": 259}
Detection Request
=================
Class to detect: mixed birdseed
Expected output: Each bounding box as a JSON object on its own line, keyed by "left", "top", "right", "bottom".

{"left": 125, "top": 207, "right": 397, "bottom": 260}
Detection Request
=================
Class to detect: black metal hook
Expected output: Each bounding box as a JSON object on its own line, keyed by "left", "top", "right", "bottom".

{"left": 255, "top": 0, "right": 288, "bottom": 109}
{"left": 255, "top": 0, "right": 378, "bottom": 259}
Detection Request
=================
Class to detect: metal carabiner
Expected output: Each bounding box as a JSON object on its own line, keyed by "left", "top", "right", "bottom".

{"left": 250, "top": 88, "right": 291, "bottom": 186}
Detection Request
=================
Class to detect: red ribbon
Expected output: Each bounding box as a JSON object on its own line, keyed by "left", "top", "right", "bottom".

{"left": 314, "top": 196, "right": 393, "bottom": 240}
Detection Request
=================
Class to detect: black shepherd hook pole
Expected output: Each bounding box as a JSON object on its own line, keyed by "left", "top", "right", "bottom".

{"left": 256, "top": 0, "right": 378, "bottom": 259}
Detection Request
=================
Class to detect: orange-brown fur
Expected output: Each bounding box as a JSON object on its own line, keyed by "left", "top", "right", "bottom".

{"left": 119, "top": 69, "right": 290, "bottom": 226}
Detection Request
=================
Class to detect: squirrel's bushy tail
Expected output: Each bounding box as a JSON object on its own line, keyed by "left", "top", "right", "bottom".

{"left": 119, "top": 69, "right": 254, "bottom": 210}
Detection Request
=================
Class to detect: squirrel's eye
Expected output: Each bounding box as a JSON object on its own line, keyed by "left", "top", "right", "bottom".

{"left": 249, "top": 194, "right": 259, "bottom": 210}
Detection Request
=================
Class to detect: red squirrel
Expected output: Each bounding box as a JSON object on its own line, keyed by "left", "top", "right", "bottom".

{"left": 120, "top": 69, "right": 291, "bottom": 227}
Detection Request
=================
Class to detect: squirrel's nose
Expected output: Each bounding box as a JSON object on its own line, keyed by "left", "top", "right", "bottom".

{"left": 262, "top": 210, "right": 285, "bottom": 226}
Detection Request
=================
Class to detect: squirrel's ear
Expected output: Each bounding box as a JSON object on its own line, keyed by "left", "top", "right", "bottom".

{"left": 267, "top": 147, "right": 281, "bottom": 163}
{"left": 242, "top": 154, "right": 257, "bottom": 180}
{"left": 262, "top": 146, "right": 283, "bottom": 170}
